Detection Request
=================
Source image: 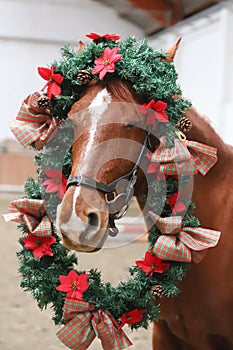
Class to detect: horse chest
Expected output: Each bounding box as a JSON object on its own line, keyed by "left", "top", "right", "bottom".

{"left": 158, "top": 254, "right": 233, "bottom": 349}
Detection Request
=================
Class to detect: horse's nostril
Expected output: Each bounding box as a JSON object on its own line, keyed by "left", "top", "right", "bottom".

{"left": 87, "top": 212, "right": 99, "bottom": 228}
{"left": 83, "top": 212, "right": 100, "bottom": 240}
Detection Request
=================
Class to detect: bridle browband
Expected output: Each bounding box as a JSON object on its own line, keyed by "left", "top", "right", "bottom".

{"left": 66, "top": 130, "right": 151, "bottom": 237}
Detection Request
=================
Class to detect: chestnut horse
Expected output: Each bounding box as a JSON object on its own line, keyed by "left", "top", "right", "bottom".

{"left": 57, "top": 60, "right": 233, "bottom": 349}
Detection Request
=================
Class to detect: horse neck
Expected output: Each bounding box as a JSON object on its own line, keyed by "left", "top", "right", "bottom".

{"left": 184, "top": 107, "right": 233, "bottom": 235}
{"left": 132, "top": 100, "right": 233, "bottom": 240}
{"left": 185, "top": 106, "right": 233, "bottom": 176}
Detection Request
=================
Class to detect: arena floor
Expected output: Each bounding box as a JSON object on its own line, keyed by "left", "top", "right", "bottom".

{"left": 0, "top": 196, "right": 153, "bottom": 350}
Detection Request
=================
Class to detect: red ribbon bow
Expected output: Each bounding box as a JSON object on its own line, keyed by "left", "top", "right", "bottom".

{"left": 3, "top": 198, "right": 52, "bottom": 237}
{"left": 57, "top": 298, "right": 132, "bottom": 350}
{"left": 138, "top": 99, "right": 169, "bottom": 129}
{"left": 149, "top": 212, "right": 221, "bottom": 263}
{"left": 9, "top": 92, "right": 58, "bottom": 150}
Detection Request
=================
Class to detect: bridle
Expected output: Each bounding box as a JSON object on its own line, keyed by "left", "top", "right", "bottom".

{"left": 66, "top": 130, "right": 151, "bottom": 237}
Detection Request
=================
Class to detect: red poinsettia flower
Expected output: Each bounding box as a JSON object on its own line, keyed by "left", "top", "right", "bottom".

{"left": 38, "top": 65, "right": 64, "bottom": 99}
{"left": 168, "top": 191, "right": 186, "bottom": 215}
{"left": 136, "top": 251, "right": 170, "bottom": 276}
{"left": 41, "top": 169, "right": 67, "bottom": 200}
{"left": 56, "top": 270, "right": 89, "bottom": 300}
{"left": 92, "top": 47, "right": 122, "bottom": 80}
{"left": 86, "top": 32, "right": 121, "bottom": 41}
{"left": 23, "top": 234, "right": 56, "bottom": 259}
{"left": 139, "top": 99, "right": 168, "bottom": 129}
{"left": 119, "top": 309, "right": 147, "bottom": 330}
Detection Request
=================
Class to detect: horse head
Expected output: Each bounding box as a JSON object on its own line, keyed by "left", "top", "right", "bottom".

{"left": 56, "top": 38, "right": 181, "bottom": 252}
{"left": 57, "top": 77, "right": 149, "bottom": 251}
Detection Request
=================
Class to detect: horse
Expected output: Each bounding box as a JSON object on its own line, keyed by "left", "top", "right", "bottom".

{"left": 56, "top": 42, "right": 233, "bottom": 350}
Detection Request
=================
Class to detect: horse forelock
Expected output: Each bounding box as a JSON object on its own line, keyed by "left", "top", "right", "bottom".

{"left": 69, "top": 77, "right": 141, "bottom": 117}
{"left": 103, "top": 77, "right": 143, "bottom": 104}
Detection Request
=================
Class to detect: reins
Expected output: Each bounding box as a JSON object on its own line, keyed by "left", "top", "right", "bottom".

{"left": 66, "top": 130, "right": 151, "bottom": 236}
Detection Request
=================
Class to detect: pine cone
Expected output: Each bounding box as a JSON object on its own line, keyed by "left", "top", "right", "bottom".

{"left": 77, "top": 70, "right": 92, "bottom": 84}
{"left": 37, "top": 95, "right": 50, "bottom": 110}
{"left": 151, "top": 285, "right": 164, "bottom": 299}
{"left": 177, "top": 116, "right": 192, "bottom": 133}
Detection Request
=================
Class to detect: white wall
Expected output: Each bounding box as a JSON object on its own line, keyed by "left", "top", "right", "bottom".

{"left": 149, "top": 2, "right": 233, "bottom": 145}
{"left": 0, "top": 0, "right": 143, "bottom": 140}
{"left": 1, "top": 0, "right": 232, "bottom": 146}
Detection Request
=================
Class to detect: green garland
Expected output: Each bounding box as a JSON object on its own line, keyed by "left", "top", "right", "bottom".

{"left": 11, "top": 35, "right": 201, "bottom": 335}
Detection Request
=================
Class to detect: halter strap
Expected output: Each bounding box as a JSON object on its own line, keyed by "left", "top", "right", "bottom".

{"left": 66, "top": 169, "right": 135, "bottom": 194}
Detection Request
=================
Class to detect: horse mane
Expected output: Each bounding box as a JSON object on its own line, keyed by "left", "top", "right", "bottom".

{"left": 186, "top": 106, "right": 233, "bottom": 165}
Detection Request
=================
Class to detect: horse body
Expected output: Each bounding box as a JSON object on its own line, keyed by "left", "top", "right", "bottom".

{"left": 152, "top": 108, "right": 233, "bottom": 350}
{"left": 57, "top": 78, "right": 233, "bottom": 349}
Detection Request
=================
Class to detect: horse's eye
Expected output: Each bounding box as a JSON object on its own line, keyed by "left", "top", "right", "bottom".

{"left": 126, "top": 122, "right": 140, "bottom": 128}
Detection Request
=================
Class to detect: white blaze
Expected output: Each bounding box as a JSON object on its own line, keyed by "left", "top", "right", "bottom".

{"left": 80, "top": 88, "right": 112, "bottom": 174}
{"left": 73, "top": 88, "right": 111, "bottom": 210}
{"left": 60, "top": 88, "right": 111, "bottom": 239}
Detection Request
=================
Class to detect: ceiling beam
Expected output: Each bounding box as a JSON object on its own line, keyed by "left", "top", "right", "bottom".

{"left": 129, "top": 0, "right": 183, "bottom": 27}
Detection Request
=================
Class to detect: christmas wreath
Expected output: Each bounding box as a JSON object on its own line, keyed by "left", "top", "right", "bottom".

{"left": 4, "top": 33, "right": 221, "bottom": 349}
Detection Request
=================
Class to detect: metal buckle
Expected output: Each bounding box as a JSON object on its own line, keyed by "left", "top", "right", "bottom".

{"left": 176, "top": 130, "right": 186, "bottom": 141}
{"left": 105, "top": 191, "right": 117, "bottom": 203}
{"left": 130, "top": 173, "right": 137, "bottom": 188}
{"left": 114, "top": 204, "right": 129, "bottom": 220}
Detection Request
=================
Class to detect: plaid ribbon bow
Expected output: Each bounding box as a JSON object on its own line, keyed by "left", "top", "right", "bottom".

{"left": 149, "top": 212, "right": 221, "bottom": 263}
{"left": 57, "top": 298, "right": 132, "bottom": 350}
{"left": 148, "top": 137, "right": 217, "bottom": 176}
{"left": 3, "top": 198, "right": 52, "bottom": 237}
{"left": 185, "top": 140, "right": 218, "bottom": 175}
{"left": 148, "top": 138, "right": 196, "bottom": 176}
{"left": 9, "top": 92, "right": 58, "bottom": 150}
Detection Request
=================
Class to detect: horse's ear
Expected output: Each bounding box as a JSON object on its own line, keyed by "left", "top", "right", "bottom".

{"left": 77, "top": 40, "right": 85, "bottom": 53}
{"left": 164, "top": 37, "right": 182, "bottom": 62}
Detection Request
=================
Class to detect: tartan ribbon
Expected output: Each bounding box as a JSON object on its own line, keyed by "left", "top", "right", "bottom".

{"left": 150, "top": 137, "right": 217, "bottom": 176}
{"left": 149, "top": 212, "right": 221, "bottom": 263}
{"left": 185, "top": 140, "right": 218, "bottom": 175}
{"left": 57, "top": 298, "right": 132, "bottom": 350}
{"left": 3, "top": 198, "right": 52, "bottom": 237}
{"left": 9, "top": 92, "right": 58, "bottom": 150}
{"left": 150, "top": 138, "right": 196, "bottom": 176}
